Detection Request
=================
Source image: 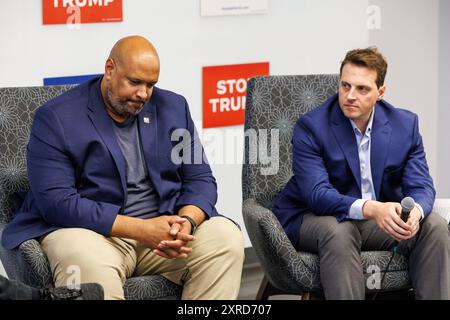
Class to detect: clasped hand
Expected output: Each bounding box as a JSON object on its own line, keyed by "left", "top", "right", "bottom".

{"left": 149, "top": 215, "right": 195, "bottom": 259}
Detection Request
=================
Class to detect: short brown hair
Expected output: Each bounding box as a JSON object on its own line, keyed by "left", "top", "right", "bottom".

{"left": 340, "top": 47, "right": 388, "bottom": 88}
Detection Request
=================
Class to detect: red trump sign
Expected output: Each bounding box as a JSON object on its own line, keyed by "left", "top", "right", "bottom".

{"left": 202, "top": 62, "right": 269, "bottom": 128}
{"left": 42, "top": 0, "right": 122, "bottom": 25}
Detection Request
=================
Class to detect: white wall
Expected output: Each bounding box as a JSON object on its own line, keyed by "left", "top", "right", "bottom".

{"left": 0, "top": 0, "right": 369, "bottom": 256}
{"left": 437, "top": 0, "right": 450, "bottom": 197}
{"left": 368, "top": 0, "right": 440, "bottom": 182}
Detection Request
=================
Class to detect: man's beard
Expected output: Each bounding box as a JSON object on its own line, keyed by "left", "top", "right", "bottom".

{"left": 106, "top": 85, "right": 145, "bottom": 117}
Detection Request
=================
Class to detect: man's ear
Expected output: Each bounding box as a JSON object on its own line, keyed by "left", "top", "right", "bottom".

{"left": 377, "top": 85, "right": 386, "bottom": 101}
{"left": 104, "top": 58, "right": 115, "bottom": 80}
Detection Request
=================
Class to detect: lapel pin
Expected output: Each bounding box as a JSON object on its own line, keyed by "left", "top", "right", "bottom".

{"left": 143, "top": 117, "right": 150, "bottom": 124}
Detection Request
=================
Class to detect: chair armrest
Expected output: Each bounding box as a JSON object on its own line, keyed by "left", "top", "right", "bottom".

{"left": 243, "top": 198, "right": 319, "bottom": 292}
{"left": 432, "top": 198, "right": 450, "bottom": 224}
{"left": 243, "top": 198, "right": 297, "bottom": 267}
{"left": 18, "top": 239, "right": 53, "bottom": 288}
{"left": 243, "top": 198, "right": 295, "bottom": 253}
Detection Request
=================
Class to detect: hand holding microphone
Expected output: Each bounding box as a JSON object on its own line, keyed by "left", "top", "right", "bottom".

{"left": 391, "top": 197, "right": 416, "bottom": 252}
{"left": 400, "top": 196, "right": 415, "bottom": 222}
{"left": 363, "top": 197, "right": 418, "bottom": 241}
{"left": 384, "top": 196, "right": 418, "bottom": 296}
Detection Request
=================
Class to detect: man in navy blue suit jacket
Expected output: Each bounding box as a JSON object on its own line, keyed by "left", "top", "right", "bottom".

{"left": 1, "top": 35, "right": 244, "bottom": 299}
{"left": 273, "top": 47, "right": 450, "bottom": 299}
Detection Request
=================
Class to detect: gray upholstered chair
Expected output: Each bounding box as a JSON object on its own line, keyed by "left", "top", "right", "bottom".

{"left": 0, "top": 85, "right": 181, "bottom": 300}
{"left": 242, "top": 74, "right": 450, "bottom": 300}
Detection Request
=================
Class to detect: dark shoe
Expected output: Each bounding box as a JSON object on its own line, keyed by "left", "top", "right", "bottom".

{"left": 40, "top": 283, "right": 104, "bottom": 300}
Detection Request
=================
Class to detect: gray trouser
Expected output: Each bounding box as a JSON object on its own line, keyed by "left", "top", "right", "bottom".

{"left": 298, "top": 212, "right": 450, "bottom": 299}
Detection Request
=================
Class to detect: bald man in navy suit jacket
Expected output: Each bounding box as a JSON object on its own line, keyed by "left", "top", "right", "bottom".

{"left": 2, "top": 36, "right": 244, "bottom": 300}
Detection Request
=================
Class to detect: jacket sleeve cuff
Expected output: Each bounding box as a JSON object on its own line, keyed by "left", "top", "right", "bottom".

{"left": 175, "top": 195, "right": 217, "bottom": 218}
{"left": 96, "top": 203, "right": 121, "bottom": 236}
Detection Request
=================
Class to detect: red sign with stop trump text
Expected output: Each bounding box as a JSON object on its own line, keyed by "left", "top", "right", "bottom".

{"left": 202, "top": 62, "right": 269, "bottom": 128}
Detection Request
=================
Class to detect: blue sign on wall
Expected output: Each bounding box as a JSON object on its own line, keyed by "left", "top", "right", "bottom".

{"left": 43, "top": 74, "right": 102, "bottom": 86}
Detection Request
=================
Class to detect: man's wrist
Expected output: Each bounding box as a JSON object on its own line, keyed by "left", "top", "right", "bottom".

{"left": 414, "top": 203, "right": 424, "bottom": 221}
{"left": 180, "top": 215, "right": 197, "bottom": 235}
{"left": 362, "top": 200, "right": 375, "bottom": 219}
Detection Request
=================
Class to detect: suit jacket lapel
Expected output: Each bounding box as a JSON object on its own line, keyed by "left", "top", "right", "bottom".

{"left": 137, "top": 100, "right": 162, "bottom": 194}
{"left": 370, "top": 104, "right": 391, "bottom": 199}
{"left": 87, "top": 82, "right": 127, "bottom": 198}
{"left": 330, "top": 101, "right": 361, "bottom": 189}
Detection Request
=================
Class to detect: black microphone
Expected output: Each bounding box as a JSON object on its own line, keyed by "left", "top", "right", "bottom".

{"left": 391, "top": 197, "right": 416, "bottom": 254}
{"left": 400, "top": 197, "right": 415, "bottom": 222}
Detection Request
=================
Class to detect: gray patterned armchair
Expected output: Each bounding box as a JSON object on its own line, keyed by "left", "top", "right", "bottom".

{"left": 242, "top": 74, "right": 450, "bottom": 299}
{"left": 0, "top": 85, "right": 181, "bottom": 299}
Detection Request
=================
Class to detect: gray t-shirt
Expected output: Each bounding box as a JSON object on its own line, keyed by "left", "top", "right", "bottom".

{"left": 111, "top": 116, "right": 159, "bottom": 218}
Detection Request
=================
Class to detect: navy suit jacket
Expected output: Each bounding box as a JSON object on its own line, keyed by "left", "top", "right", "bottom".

{"left": 2, "top": 76, "right": 219, "bottom": 249}
{"left": 273, "top": 94, "right": 435, "bottom": 249}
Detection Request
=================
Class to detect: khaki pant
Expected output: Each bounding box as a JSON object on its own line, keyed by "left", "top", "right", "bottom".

{"left": 41, "top": 216, "right": 244, "bottom": 300}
